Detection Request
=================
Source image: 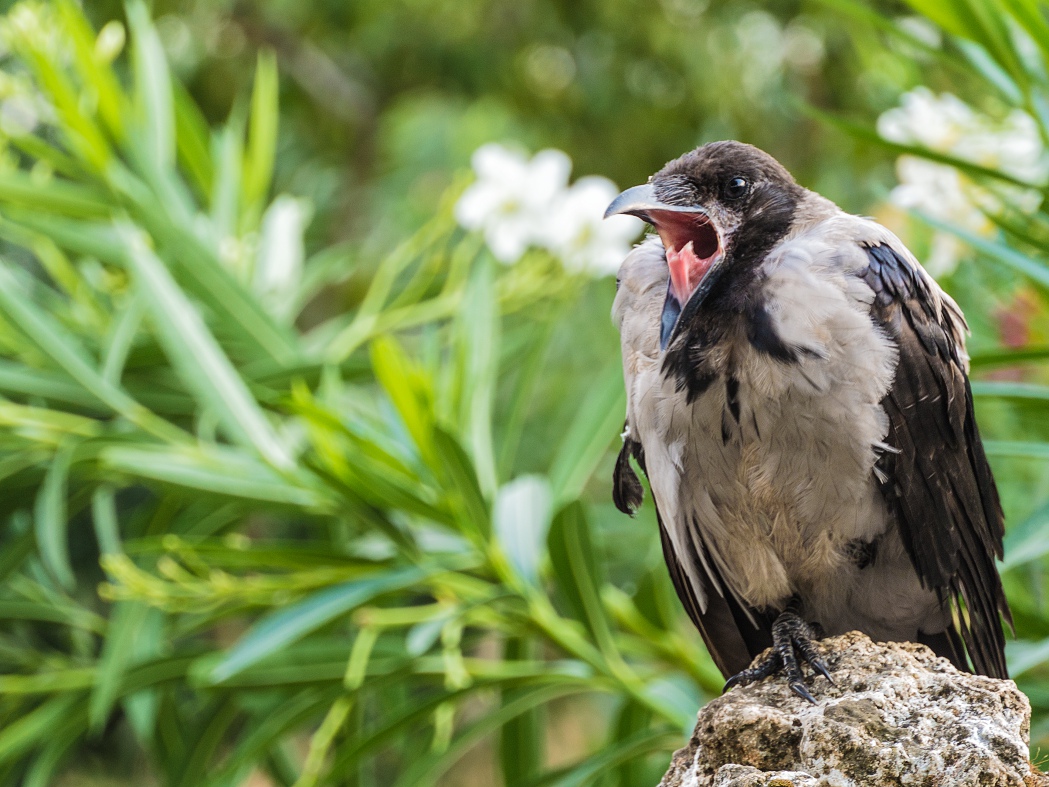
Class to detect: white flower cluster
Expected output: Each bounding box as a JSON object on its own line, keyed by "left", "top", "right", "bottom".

{"left": 877, "top": 87, "right": 1047, "bottom": 275}
{"left": 454, "top": 143, "right": 644, "bottom": 276}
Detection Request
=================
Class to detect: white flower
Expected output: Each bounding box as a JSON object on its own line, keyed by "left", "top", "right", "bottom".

{"left": 454, "top": 144, "right": 570, "bottom": 263}
{"left": 545, "top": 176, "right": 643, "bottom": 275}
{"left": 455, "top": 142, "right": 643, "bottom": 276}
{"left": 254, "top": 195, "right": 310, "bottom": 322}
{"left": 878, "top": 87, "right": 1047, "bottom": 274}
{"left": 877, "top": 87, "right": 977, "bottom": 151}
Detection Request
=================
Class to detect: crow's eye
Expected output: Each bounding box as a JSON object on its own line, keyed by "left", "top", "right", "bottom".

{"left": 724, "top": 176, "right": 749, "bottom": 200}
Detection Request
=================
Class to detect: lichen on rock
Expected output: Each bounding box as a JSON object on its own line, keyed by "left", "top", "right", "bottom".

{"left": 659, "top": 631, "right": 1049, "bottom": 787}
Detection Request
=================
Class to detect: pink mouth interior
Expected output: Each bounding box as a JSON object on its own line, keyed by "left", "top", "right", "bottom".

{"left": 649, "top": 211, "right": 721, "bottom": 304}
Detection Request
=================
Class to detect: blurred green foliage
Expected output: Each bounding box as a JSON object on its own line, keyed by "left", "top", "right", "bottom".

{"left": 0, "top": 1, "right": 1047, "bottom": 786}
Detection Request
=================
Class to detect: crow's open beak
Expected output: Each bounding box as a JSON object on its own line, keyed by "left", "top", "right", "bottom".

{"left": 606, "top": 184, "right": 726, "bottom": 350}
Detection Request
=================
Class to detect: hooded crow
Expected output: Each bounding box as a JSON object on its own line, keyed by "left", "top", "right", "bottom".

{"left": 606, "top": 141, "right": 1011, "bottom": 702}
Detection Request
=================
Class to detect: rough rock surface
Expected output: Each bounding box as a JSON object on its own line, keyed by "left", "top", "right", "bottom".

{"left": 659, "top": 631, "right": 1048, "bottom": 787}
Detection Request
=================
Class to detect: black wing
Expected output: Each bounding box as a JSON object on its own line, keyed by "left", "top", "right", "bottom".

{"left": 863, "top": 243, "right": 1012, "bottom": 678}
{"left": 613, "top": 436, "right": 773, "bottom": 678}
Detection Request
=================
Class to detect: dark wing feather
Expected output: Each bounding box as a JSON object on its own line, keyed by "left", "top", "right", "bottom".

{"left": 613, "top": 435, "right": 773, "bottom": 678}
{"left": 863, "top": 243, "right": 1012, "bottom": 678}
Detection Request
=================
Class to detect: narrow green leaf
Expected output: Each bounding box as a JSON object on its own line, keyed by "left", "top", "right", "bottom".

{"left": 0, "top": 361, "right": 104, "bottom": 411}
{"left": 920, "top": 213, "right": 1049, "bottom": 293}
{"left": 209, "top": 564, "right": 455, "bottom": 683}
{"left": 21, "top": 710, "right": 81, "bottom": 787}
{"left": 610, "top": 700, "right": 653, "bottom": 787}
{"left": 0, "top": 695, "right": 80, "bottom": 765}
{"left": 901, "top": 0, "right": 973, "bottom": 38}
{"left": 547, "top": 502, "right": 615, "bottom": 654}
{"left": 100, "top": 444, "right": 328, "bottom": 509}
{"left": 91, "top": 485, "right": 122, "bottom": 558}
{"left": 244, "top": 50, "right": 279, "bottom": 214}
{"left": 56, "top": 0, "right": 126, "bottom": 141}
{"left": 433, "top": 427, "right": 491, "bottom": 541}
{"left": 393, "top": 684, "right": 585, "bottom": 787}
{"left": 0, "top": 600, "right": 105, "bottom": 633}
{"left": 540, "top": 727, "right": 678, "bottom": 787}
{"left": 205, "top": 689, "right": 337, "bottom": 787}
{"left": 456, "top": 261, "right": 499, "bottom": 497}
{"left": 175, "top": 697, "right": 239, "bottom": 787}
{"left": 102, "top": 292, "right": 147, "bottom": 385}
{"left": 0, "top": 259, "right": 185, "bottom": 443}
{"left": 500, "top": 638, "right": 545, "bottom": 787}
{"left": 1006, "top": 637, "right": 1049, "bottom": 675}
{"left": 127, "top": 0, "right": 174, "bottom": 170}
{"left": 371, "top": 335, "right": 436, "bottom": 462}
{"left": 1002, "top": 499, "right": 1049, "bottom": 569}
{"left": 0, "top": 173, "right": 112, "bottom": 218}
{"left": 33, "top": 440, "right": 76, "bottom": 590}
{"left": 210, "top": 122, "right": 243, "bottom": 242}
{"left": 984, "top": 440, "right": 1049, "bottom": 459}
{"left": 549, "top": 364, "right": 626, "bottom": 505}
{"left": 118, "top": 225, "right": 292, "bottom": 469}
{"left": 970, "top": 346, "right": 1049, "bottom": 369}
{"left": 172, "top": 79, "right": 214, "bottom": 197}
{"left": 89, "top": 601, "right": 150, "bottom": 733}
{"left": 0, "top": 669, "right": 96, "bottom": 695}
{"left": 494, "top": 475, "right": 553, "bottom": 586}
{"left": 971, "top": 381, "right": 1049, "bottom": 403}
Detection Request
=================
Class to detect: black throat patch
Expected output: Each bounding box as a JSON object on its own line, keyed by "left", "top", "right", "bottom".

{"left": 661, "top": 184, "right": 804, "bottom": 398}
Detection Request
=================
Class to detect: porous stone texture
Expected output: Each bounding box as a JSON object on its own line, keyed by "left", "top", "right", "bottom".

{"left": 659, "top": 631, "right": 1048, "bottom": 787}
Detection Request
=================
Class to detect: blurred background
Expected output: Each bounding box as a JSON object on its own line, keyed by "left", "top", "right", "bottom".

{"left": 0, "top": 0, "right": 1048, "bottom": 785}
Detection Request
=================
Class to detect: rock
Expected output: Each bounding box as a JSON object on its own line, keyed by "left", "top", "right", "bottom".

{"left": 659, "top": 631, "right": 1048, "bottom": 787}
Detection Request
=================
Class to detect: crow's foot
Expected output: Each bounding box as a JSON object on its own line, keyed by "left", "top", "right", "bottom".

{"left": 723, "top": 608, "right": 833, "bottom": 704}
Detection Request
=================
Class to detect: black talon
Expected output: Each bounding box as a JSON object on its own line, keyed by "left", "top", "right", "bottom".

{"left": 721, "top": 601, "right": 833, "bottom": 701}
{"left": 810, "top": 657, "right": 834, "bottom": 684}
{"left": 789, "top": 680, "right": 817, "bottom": 704}
{"left": 723, "top": 650, "right": 780, "bottom": 693}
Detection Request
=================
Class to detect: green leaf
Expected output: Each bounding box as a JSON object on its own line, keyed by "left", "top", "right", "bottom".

{"left": 970, "top": 346, "right": 1049, "bottom": 369}
{"left": 547, "top": 502, "right": 615, "bottom": 654}
{"left": 433, "top": 427, "right": 491, "bottom": 542}
{"left": 0, "top": 600, "right": 105, "bottom": 633}
{"left": 984, "top": 441, "right": 1049, "bottom": 460}
{"left": 208, "top": 564, "right": 458, "bottom": 683}
{"left": 539, "top": 727, "right": 678, "bottom": 787}
{"left": 100, "top": 444, "right": 329, "bottom": 508}
{"left": 0, "top": 695, "right": 80, "bottom": 766}
{"left": 175, "top": 697, "right": 239, "bottom": 787}
{"left": 0, "top": 173, "right": 112, "bottom": 218}
{"left": 455, "top": 261, "right": 499, "bottom": 497}
{"left": 89, "top": 600, "right": 150, "bottom": 733}
{"left": 56, "top": 0, "right": 126, "bottom": 141}
{"left": 1002, "top": 499, "right": 1049, "bottom": 569}
{"left": 33, "top": 440, "right": 76, "bottom": 590}
{"left": 210, "top": 121, "right": 243, "bottom": 242}
{"left": 971, "top": 381, "right": 1049, "bottom": 404}
{"left": 172, "top": 79, "right": 214, "bottom": 197}
{"left": 393, "top": 684, "right": 585, "bottom": 787}
{"left": 371, "top": 335, "right": 436, "bottom": 464}
{"left": 244, "top": 50, "right": 279, "bottom": 215}
{"left": 500, "top": 637, "right": 545, "bottom": 787}
{"left": 610, "top": 700, "right": 654, "bottom": 787}
{"left": 118, "top": 225, "right": 293, "bottom": 470}
{"left": 549, "top": 364, "right": 626, "bottom": 505}
{"left": 494, "top": 475, "right": 553, "bottom": 587}
{"left": 127, "top": 0, "right": 174, "bottom": 171}
{"left": 206, "top": 689, "right": 337, "bottom": 787}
